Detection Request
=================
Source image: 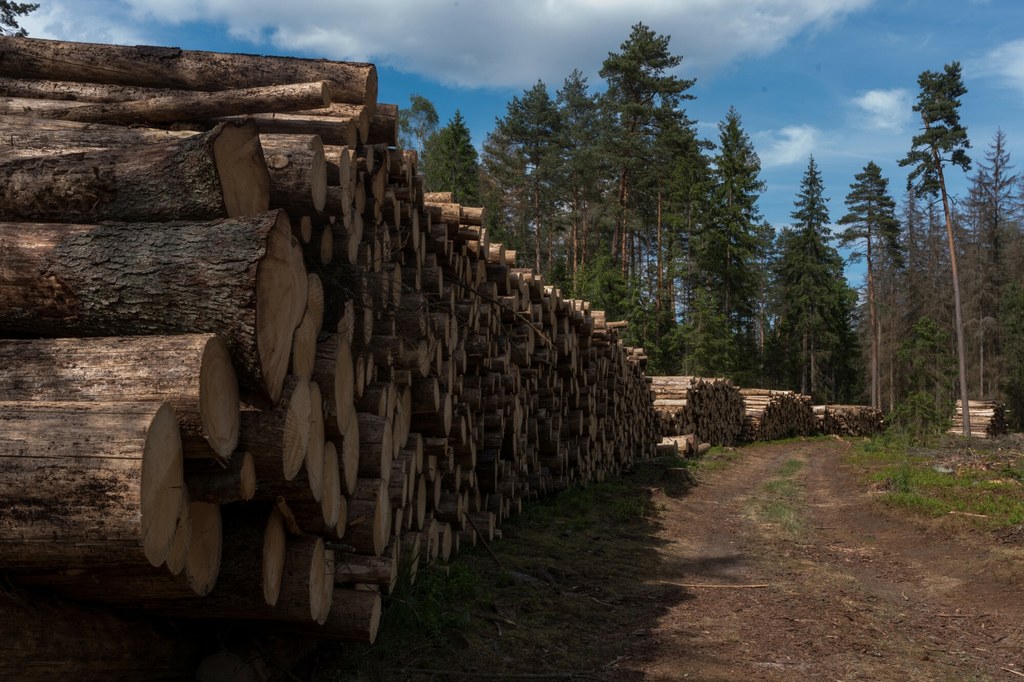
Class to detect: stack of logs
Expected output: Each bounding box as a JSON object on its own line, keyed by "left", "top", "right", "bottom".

{"left": 814, "top": 405, "right": 884, "bottom": 437}
{"left": 739, "top": 388, "right": 817, "bottom": 442}
{"left": 0, "top": 36, "right": 659, "bottom": 677}
{"left": 650, "top": 376, "right": 745, "bottom": 446}
{"left": 948, "top": 400, "right": 1009, "bottom": 438}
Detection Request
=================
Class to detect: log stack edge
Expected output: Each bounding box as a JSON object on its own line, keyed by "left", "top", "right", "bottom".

{"left": 0, "top": 36, "right": 660, "bottom": 676}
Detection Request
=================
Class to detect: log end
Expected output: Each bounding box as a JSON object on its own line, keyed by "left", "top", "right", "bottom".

{"left": 185, "top": 500, "right": 222, "bottom": 596}
{"left": 256, "top": 211, "right": 308, "bottom": 402}
{"left": 282, "top": 375, "right": 312, "bottom": 481}
{"left": 213, "top": 119, "right": 271, "bottom": 217}
{"left": 200, "top": 335, "right": 241, "bottom": 459}
{"left": 141, "top": 402, "right": 186, "bottom": 567}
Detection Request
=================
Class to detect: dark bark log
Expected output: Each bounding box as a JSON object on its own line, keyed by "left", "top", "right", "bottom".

{"left": 0, "top": 37, "right": 377, "bottom": 107}
{"left": 0, "top": 120, "right": 270, "bottom": 221}
{"left": 0, "top": 210, "right": 306, "bottom": 402}
{"left": 0, "top": 333, "right": 240, "bottom": 459}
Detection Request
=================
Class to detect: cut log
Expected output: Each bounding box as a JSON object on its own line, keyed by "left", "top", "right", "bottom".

{"left": 37, "top": 81, "right": 330, "bottom": 126}
{"left": 0, "top": 114, "right": 195, "bottom": 161}
{"left": 0, "top": 37, "right": 377, "bottom": 107}
{"left": 0, "top": 334, "right": 240, "bottom": 460}
{"left": 0, "top": 120, "right": 269, "bottom": 221}
{"left": 0, "top": 401, "right": 184, "bottom": 569}
{"left": 241, "top": 375, "right": 311, "bottom": 482}
{"left": 184, "top": 451, "right": 256, "bottom": 503}
{"left": 314, "top": 333, "right": 355, "bottom": 437}
{"left": 260, "top": 133, "right": 327, "bottom": 214}
{"left": 0, "top": 210, "right": 307, "bottom": 402}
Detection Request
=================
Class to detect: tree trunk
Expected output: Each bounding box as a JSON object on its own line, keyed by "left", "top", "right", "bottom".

{"left": 0, "top": 333, "right": 240, "bottom": 460}
{"left": 0, "top": 114, "right": 195, "bottom": 161}
{"left": 0, "top": 120, "right": 269, "bottom": 221}
{"left": 931, "top": 135, "right": 972, "bottom": 436}
{"left": 36, "top": 81, "right": 329, "bottom": 125}
{"left": 0, "top": 401, "right": 184, "bottom": 569}
{"left": 0, "top": 36, "right": 377, "bottom": 107}
{"left": 0, "top": 210, "right": 307, "bottom": 402}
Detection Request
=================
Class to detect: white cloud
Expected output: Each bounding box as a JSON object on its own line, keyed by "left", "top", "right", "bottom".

{"left": 851, "top": 88, "right": 910, "bottom": 131}
{"left": 19, "top": 1, "right": 150, "bottom": 45}
{"left": 21, "top": 0, "right": 873, "bottom": 89}
{"left": 757, "top": 125, "right": 821, "bottom": 167}
{"left": 975, "top": 38, "right": 1024, "bottom": 94}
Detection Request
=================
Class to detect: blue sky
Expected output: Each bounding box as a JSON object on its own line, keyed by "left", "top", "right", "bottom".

{"left": 20, "top": 0, "right": 1024, "bottom": 284}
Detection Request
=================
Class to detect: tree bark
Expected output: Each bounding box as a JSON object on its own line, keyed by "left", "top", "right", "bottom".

{"left": 0, "top": 333, "right": 240, "bottom": 460}
{"left": 0, "top": 36, "right": 377, "bottom": 107}
{"left": 0, "top": 210, "right": 307, "bottom": 402}
{"left": 35, "top": 81, "right": 329, "bottom": 125}
{"left": 0, "top": 114, "right": 195, "bottom": 162}
{"left": 0, "top": 401, "right": 184, "bottom": 569}
{"left": 0, "top": 119, "right": 270, "bottom": 221}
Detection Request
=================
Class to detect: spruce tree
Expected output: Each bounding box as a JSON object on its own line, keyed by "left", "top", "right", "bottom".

{"left": 693, "top": 107, "right": 768, "bottom": 380}
{"left": 898, "top": 62, "right": 973, "bottom": 434}
{"left": 421, "top": 110, "right": 480, "bottom": 205}
{"left": 838, "top": 161, "right": 901, "bottom": 409}
{"left": 774, "top": 157, "right": 858, "bottom": 401}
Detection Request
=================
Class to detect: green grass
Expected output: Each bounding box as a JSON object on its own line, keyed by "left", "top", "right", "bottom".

{"left": 746, "top": 457, "right": 807, "bottom": 537}
{"left": 849, "top": 436, "right": 1024, "bottom": 529}
{"left": 691, "top": 445, "right": 743, "bottom": 473}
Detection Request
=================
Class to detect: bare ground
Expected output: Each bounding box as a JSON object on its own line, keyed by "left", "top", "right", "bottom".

{"left": 630, "top": 439, "right": 1024, "bottom": 681}
{"left": 316, "top": 438, "right": 1024, "bottom": 681}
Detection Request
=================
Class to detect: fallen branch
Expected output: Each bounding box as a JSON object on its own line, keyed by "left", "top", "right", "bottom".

{"left": 668, "top": 583, "right": 770, "bottom": 589}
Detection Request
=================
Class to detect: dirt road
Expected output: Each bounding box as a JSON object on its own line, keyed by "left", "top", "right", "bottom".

{"left": 628, "top": 439, "right": 1024, "bottom": 681}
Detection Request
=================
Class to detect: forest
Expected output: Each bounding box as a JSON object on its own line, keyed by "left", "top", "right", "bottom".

{"left": 401, "top": 23, "right": 1024, "bottom": 431}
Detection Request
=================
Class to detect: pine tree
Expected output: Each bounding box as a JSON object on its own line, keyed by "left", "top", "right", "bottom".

{"left": 489, "top": 81, "right": 561, "bottom": 272}
{"left": 898, "top": 61, "right": 973, "bottom": 434}
{"left": 838, "top": 161, "right": 902, "bottom": 409}
{"left": 599, "top": 22, "right": 695, "bottom": 274}
{"left": 555, "top": 70, "right": 610, "bottom": 284}
{"left": 420, "top": 110, "right": 480, "bottom": 205}
{"left": 0, "top": 1, "right": 37, "bottom": 36}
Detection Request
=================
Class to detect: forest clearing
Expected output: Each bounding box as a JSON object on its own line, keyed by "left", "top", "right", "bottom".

{"left": 1, "top": 9, "right": 1023, "bottom": 679}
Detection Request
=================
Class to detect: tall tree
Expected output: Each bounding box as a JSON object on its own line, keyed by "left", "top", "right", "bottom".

{"left": 838, "top": 161, "right": 902, "bottom": 409}
{"left": 693, "top": 106, "right": 768, "bottom": 380}
{"left": 555, "top": 70, "right": 610, "bottom": 284}
{"left": 489, "top": 81, "right": 561, "bottom": 272}
{"left": 420, "top": 110, "right": 480, "bottom": 205}
{"left": 599, "top": 22, "right": 695, "bottom": 274}
{"left": 0, "top": 1, "right": 37, "bottom": 36}
{"left": 961, "top": 130, "right": 1019, "bottom": 398}
{"left": 898, "top": 62, "right": 973, "bottom": 434}
{"left": 397, "top": 94, "right": 439, "bottom": 157}
{"left": 774, "top": 156, "right": 858, "bottom": 401}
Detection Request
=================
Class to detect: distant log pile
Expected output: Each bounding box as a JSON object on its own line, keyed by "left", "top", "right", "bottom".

{"left": 650, "top": 376, "right": 744, "bottom": 446}
{"left": 949, "top": 400, "right": 1009, "bottom": 438}
{"left": 814, "top": 404, "right": 884, "bottom": 437}
{"left": 739, "top": 388, "right": 816, "bottom": 442}
{"left": 0, "top": 36, "right": 659, "bottom": 678}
